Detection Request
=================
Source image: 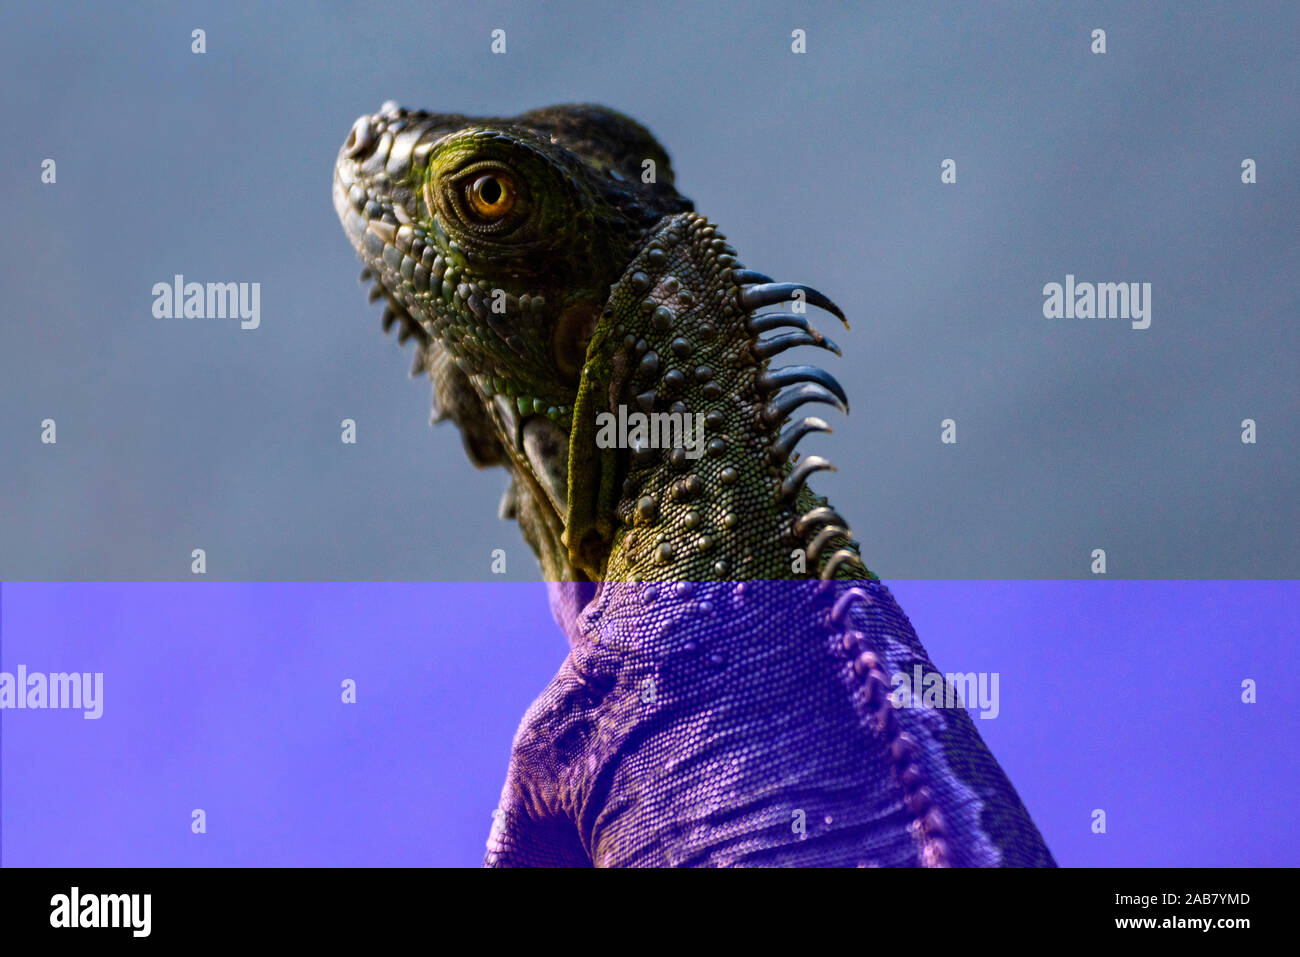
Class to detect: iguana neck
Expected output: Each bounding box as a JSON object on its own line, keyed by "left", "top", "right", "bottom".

{"left": 564, "top": 212, "right": 875, "bottom": 584}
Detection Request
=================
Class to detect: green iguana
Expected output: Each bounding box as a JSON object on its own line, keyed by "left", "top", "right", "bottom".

{"left": 334, "top": 102, "right": 1055, "bottom": 867}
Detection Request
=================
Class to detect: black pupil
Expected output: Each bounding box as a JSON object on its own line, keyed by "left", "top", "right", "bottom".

{"left": 479, "top": 177, "right": 502, "bottom": 205}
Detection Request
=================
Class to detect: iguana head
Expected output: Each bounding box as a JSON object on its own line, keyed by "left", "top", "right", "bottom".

{"left": 334, "top": 103, "right": 695, "bottom": 579}
{"left": 336, "top": 103, "right": 863, "bottom": 588}
{"left": 334, "top": 102, "right": 690, "bottom": 412}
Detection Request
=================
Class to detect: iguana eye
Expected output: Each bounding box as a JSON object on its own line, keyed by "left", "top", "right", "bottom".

{"left": 427, "top": 151, "right": 536, "bottom": 242}
{"left": 466, "top": 173, "right": 516, "bottom": 221}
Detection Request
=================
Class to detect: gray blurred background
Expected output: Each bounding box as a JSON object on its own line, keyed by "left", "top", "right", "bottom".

{"left": 1, "top": 0, "right": 1296, "bottom": 580}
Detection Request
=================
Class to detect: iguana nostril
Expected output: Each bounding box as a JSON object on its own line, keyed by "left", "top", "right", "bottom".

{"left": 345, "top": 115, "right": 373, "bottom": 158}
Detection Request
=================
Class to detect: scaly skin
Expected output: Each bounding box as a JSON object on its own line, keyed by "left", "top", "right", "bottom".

{"left": 334, "top": 102, "right": 1056, "bottom": 867}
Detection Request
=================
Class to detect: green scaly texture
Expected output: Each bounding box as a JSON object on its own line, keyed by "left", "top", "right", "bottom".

{"left": 567, "top": 211, "right": 871, "bottom": 585}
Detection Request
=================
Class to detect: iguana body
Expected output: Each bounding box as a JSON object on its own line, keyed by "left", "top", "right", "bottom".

{"left": 334, "top": 102, "right": 1055, "bottom": 866}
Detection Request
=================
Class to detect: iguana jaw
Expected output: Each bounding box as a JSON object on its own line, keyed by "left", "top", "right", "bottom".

{"left": 336, "top": 150, "right": 585, "bottom": 582}
{"left": 332, "top": 213, "right": 600, "bottom": 584}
